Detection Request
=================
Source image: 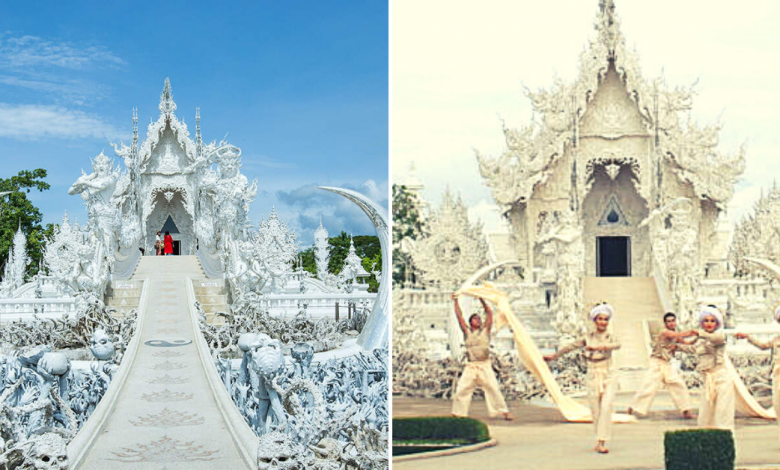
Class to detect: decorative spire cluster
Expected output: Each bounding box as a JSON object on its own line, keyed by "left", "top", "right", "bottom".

{"left": 313, "top": 217, "right": 330, "bottom": 280}
{"left": 158, "top": 77, "right": 177, "bottom": 117}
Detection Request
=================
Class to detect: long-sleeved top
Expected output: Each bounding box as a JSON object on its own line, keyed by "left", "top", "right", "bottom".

{"left": 678, "top": 331, "right": 726, "bottom": 372}
{"left": 746, "top": 334, "right": 780, "bottom": 370}
{"left": 554, "top": 331, "right": 621, "bottom": 369}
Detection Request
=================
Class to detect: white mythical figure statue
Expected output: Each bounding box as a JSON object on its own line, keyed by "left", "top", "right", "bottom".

{"left": 200, "top": 144, "right": 258, "bottom": 247}
{"left": 43, "top": 214, "right": 109, "bottom": 296}
{"left": 68, "top": 151, "right": 121, "bottom": 256}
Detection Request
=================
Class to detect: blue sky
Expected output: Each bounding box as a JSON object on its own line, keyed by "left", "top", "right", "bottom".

{"left": 0, "top": 1, "right": 388, "bottom": 246}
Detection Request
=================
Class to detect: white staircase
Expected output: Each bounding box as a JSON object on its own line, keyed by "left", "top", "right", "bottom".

{"left": 583, "top": 277, "right": 662, "bottom": 391}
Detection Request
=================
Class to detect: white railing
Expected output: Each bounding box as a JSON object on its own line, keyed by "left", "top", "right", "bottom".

{"left": 111, "top": 247, "right": 142, "bottom": 280}
{"left": 259, "top": 292, "right": 375, "bottom": 319}
{"left": 197, "top": 248, "right": 225, "bottom": 279}
{"left": 0, "top": 298, "right": 76, "bottom": 322}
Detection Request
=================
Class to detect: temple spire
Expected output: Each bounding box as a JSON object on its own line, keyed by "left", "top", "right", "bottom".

{"left": 195, "top": 107, "right": 202, "bottom": 158}
{"left": 159, "top": 77, "right": 177, "bottom": 117}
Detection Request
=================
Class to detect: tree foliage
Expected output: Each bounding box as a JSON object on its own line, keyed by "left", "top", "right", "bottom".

{"left": 392, "top": 184, "right": 425, "bottom": 285}
{"left": 0, "top": 169, "right": 53, "bottom": 279}
{"left": 298, "top": 232, "right": 382, "bottom": 293}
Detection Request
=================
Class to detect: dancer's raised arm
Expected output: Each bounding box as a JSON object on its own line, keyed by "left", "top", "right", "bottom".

{"left": 452, "top": 293, "right": 469, "bottom": 335}
{"left": 480, "top": 298, "right": 493, "bottom": 333}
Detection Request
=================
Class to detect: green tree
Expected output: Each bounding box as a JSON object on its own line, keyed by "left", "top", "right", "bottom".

{"left": 392, "top": 184, "right": 425, "bottom": 285}
{"left": 298, "top": 232, "right": 382, "bottom": 292}
{"left": 361, "top": 251, "right": 381, "bottom": 293}
{"left": 299, "top": 247, "right": 316, "bottom": 277}
{"left": 0, "top": 169, "right": 52, "bottom": 279}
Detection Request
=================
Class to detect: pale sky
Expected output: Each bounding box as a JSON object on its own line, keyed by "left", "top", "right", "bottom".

{"left": 392, "top": 0, "right": 780, "bottom": 233}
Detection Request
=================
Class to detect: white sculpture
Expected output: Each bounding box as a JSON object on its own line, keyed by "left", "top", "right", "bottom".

{"left": 43, "top": 214, "right": 109, "bottom": 296}
{"left": 0, "top": 224, "right": 29, "bottom": 298}
{"left": 410, "top": 189, "right": 489, "bottom": 289}
{"left": 200, "top": 144, "right": 258, "bottom": 247}
{"left": 314, "top": 219, "right": 330, "bottom": 281}
{"left": 68, "top": 151, "right": 121, "bottom": 257}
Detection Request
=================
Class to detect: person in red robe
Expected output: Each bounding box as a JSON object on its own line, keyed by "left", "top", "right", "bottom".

{"left": 164, "top": 231, "right": 173, "bottom": 256}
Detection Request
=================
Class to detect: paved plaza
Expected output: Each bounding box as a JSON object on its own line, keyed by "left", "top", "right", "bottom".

{"left": 393, "top": 395, "right": 780, "bottom": 470}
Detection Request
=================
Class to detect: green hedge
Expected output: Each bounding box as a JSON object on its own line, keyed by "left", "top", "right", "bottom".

{"left": 393, "top": 417, "right": 490, "bottom": 445}
{"left": 664, "top": 429, "right": 734, "bottom": 470}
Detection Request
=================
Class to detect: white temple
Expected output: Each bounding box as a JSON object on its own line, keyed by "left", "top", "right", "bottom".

{"left": 1, "top": 79, "right": 379, "bottom": 324}
{"left": 395, "top": 1, "right": 778, "bottom": 371}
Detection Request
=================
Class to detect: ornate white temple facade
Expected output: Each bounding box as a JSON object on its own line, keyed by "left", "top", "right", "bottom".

{"left": 394, "top": 1, "right": 780, "bottom": 364}
{"left": 475, "top": 0, "right": 744, "bottom": 328}
{"left": 99, "top": 78, "right": 258, "bottom": 257}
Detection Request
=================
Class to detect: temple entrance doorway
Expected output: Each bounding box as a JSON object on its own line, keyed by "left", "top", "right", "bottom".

{"left": 146, "top": 191, "right": 194, "bottom": 255}
{"left": 597, "top": 236, "right": 630, "bottom": 277}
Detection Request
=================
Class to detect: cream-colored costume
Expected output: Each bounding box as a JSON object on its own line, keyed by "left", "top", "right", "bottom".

{"left": 555, "top": 331, "right": 621, "bottom": 442}
{"left": 745, "top": 334, "right": 780, "bottom": 443}
{"left": 630, "top": 330, "right": 692, "bottom": 415}
{"left": 452, "top": 328, "right": 509, "bottom": 417}
{"left": 679, "top": 331, "right": 735, "bottom": 431}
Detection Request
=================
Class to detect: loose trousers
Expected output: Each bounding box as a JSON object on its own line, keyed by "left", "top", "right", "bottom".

{"left": 698, "top": 366, "right": 735, "bottom": 432}
{"left": 452, "top": 360, "right": 509, "bottom": 417}
{"left": 587, "top": 367, "right": 617, "bottom": 442}
{"left": 631, "top": 358, "right": 692, "bottom": 415}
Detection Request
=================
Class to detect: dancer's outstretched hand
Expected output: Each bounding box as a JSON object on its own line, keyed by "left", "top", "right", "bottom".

{"left": 734, "top": 332, "right": 748, "bottom": 340}
{"left": 543, "top": 354, "right": 555, "bottom": 362}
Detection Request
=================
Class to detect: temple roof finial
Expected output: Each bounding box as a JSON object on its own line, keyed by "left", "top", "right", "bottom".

{"left": 159, "top": 77, "right": 177, "bottom": 116}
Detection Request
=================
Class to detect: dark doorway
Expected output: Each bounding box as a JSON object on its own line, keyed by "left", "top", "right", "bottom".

{"left": 597, "top": 236, "right": 630, "bottom": 277}
{"left": 172, "top": 240, "right": 181, "bottom": 255}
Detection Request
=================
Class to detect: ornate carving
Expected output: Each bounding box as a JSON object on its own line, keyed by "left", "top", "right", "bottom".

{"left": 130, "top": 408, "right": 204, "bottom": 427}
{"left": 110, "top": 436, "right": 218, "bottom": 462}
{"left": 410, "top": 189, "right": 488, "bottom": 289}
{"left": 145, "top": 374, "right": 190, "bottom": 385}
{"left": 140, "top": 389, "right": 193, "bottom": 403}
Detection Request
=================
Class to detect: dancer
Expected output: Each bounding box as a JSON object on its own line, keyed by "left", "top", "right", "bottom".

{"left": 677, "top": 305, "right": 735, "bottom": 431}
{"left": 544, "top": 302, "right": 621, "bottom": 454}
{"left": 450, "top": 292, "right": 514, "bottom": 421}
{"left": 164, "top": 231, "right": 173, "bottom": 256}
{"left": 735, "top": 305, "right": 780, "bottom": 444}
{"left": 628, "top": 312, "right": 697, "bottom": 419}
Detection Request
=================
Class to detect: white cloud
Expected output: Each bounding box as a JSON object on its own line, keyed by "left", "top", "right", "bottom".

{"left": 0, "top": 35, "right": 125, "bottom": 70}
{"left": 0, "top": 103, "right": 127, "bottom": 140}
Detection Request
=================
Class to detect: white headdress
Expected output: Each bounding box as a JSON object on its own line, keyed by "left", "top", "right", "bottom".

{"left": 589, "top": 302, "right": 614, "bottom": 321}
{"left": 698, "top": 305, "right": 723, "bottom": 329}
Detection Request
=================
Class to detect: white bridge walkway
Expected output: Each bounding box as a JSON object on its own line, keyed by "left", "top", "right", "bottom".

{"left": 70, "top": 256, "right": 253, "bottom": 470}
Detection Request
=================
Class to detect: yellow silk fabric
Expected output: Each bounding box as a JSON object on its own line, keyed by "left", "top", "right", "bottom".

{"left": 456, "top": 283, "right": 634, "bottom": 424}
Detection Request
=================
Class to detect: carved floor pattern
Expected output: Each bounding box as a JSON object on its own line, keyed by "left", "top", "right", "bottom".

{"left": 152, "top": 350, "right": 184, "bottom": 358}
{"left": 157, "top": 318, "right": 179, "bottom": 324}
{"left": 146, "top": 374, "right": 190, "bottom": 385}
{"left": 130, "top": 408, "right": 205, "bottom": 427}
{"left": 109, "top": 436, "right": 219, "bottom": 462}
{"left": 151, "top": 360, "right": 186, "bottom": 371}
{"left": 140, "top": 389, "right": 193, "bottom": 402}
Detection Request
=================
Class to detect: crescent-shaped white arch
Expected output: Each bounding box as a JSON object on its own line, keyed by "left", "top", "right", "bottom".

{"left": 319, "top": 186, "right": 389, "bottom": 350}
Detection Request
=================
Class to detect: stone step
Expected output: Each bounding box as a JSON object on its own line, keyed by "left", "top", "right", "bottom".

{"left": 583, "top": 277, "right": 664, "bottom": 391}
{"left": 199, "top": 303, "right": 229, "bottom": 314}
{"left": 106, "top": 296, "right": 141, "bottom": 307}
